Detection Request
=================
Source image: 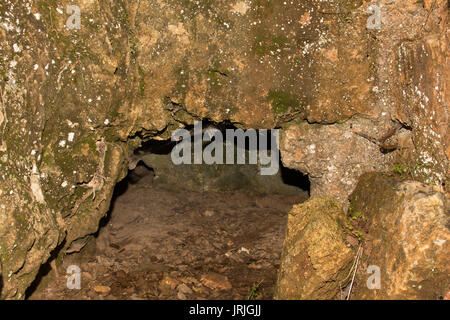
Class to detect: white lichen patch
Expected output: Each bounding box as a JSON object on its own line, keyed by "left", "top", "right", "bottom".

{"left": 30, "top": 162, "right": 45, "bottom": 204}
{"left": 433, "top": 239, "right": 446, "bottom": 246}
{"left": 307, "top": 144, "right": 316, "bottom": 154}
{"left": 13, "top": 43, "right": 20, "bottom": 53}
{"left": 231, "top": 1, "right": 250, "bottom": 15}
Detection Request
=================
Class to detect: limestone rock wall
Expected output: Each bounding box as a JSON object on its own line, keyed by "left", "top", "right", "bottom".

{"left": 350, "top": 172, "right": 449, "bottom": 299}
{"left": 0, "top": 0, "right": 447, "bottom": 298}
{"left": 274, "top": 197, "right": 354, "bottom": 299}
{"left": 281, "top": 0, "right": 449, "bottom": 201}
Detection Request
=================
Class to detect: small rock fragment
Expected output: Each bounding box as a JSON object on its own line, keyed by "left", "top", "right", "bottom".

{"left": 200, "top": 273, "right": 232, "bottom": 291}
{"left": 93, "top": 285, "right": 111, "bottom": 294}
{"left": 177, "top": 283, "right": 193, "bottom": 295}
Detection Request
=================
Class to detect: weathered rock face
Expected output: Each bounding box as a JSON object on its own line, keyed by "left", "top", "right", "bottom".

{"left": 380, "top": 0, "right": 449, "bottom": 189}
{"left": 280, "top": 0, "right": 449, "bottom": 201}
{"left": 281, "top": 117, "right": 400, "bottom": 202}
{"left": 274, "top": 197, "right": 354, "bottom": 299}
{"left": 0, "top": 0, "right": 447, "bottom": 298}
{"left": 350, "top": 172, "right": 449, "bottom": 300}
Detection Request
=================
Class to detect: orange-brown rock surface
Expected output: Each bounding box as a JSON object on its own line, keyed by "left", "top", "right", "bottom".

{"left": 0, "top": 0, "right": 447, "bottom": 298}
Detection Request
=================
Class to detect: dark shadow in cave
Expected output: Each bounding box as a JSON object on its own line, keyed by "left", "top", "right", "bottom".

{"left": 96, "top": 177, "right": 129, "bottom": 231}
{"left": 24, "top": 239, "right": 66, "bottom": 299}
{"left": 280, "top": 162, "right": 310, "bottom": 195}
{"left": 136, "top": 138, "right": 177, "bottom": 155}
{"left": 133, "top": 120, "right": 310, "bottom": 194}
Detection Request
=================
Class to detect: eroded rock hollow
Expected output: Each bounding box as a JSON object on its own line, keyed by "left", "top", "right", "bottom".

{"left": 0, "top": 0, "right": 448, "bottom": 299}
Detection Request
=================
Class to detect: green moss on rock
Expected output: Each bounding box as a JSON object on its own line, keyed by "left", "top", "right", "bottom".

{"left": 267, "top": 89, "right": 300, "bottom": 114}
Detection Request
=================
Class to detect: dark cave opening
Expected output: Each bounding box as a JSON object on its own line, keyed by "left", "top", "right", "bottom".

{"left": 132, "top": 120, "right": 311, "bottom": 195}
{"left": 280, "top": 163, "right": 310, "bottom": 196}
{"left": 28, "top": 122, "right": 311, "bottom": 300}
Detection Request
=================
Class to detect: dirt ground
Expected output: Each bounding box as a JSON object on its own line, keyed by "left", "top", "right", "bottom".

{"left": 28, "top": 169, "right": 308, "bottom": 300}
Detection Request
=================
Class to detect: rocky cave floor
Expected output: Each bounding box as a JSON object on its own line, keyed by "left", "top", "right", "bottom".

{"left": 28, "top": 170, "right": 308, "bottom": 300}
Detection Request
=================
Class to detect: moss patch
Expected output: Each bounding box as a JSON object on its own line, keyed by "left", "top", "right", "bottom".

{"left": 252, "top": 31, "right": 289, "bottom": 56}
{"left": 267, "top": 89, "right": 300, "bottom": 114}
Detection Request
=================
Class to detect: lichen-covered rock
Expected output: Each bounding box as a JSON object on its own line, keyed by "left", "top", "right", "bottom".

{"left": 280, "top": 117, "right": 403, "bottom": 202}
{"left": 0, "top": 0, "right": 131, "bottom": 298}
{"left": 0, "top": 0, "right": 447, "bottom": 299}
{"left": 280, "top": 0, "right": 449, "bottom": 201}
{"left": 376, "top": 0, "right": 449, "bottom": 190}
{"left": 274, "top": 197, "right": 354, "bottom": 299}
{"left": 350, "top": 172, "right": 449, "bottom": 299}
